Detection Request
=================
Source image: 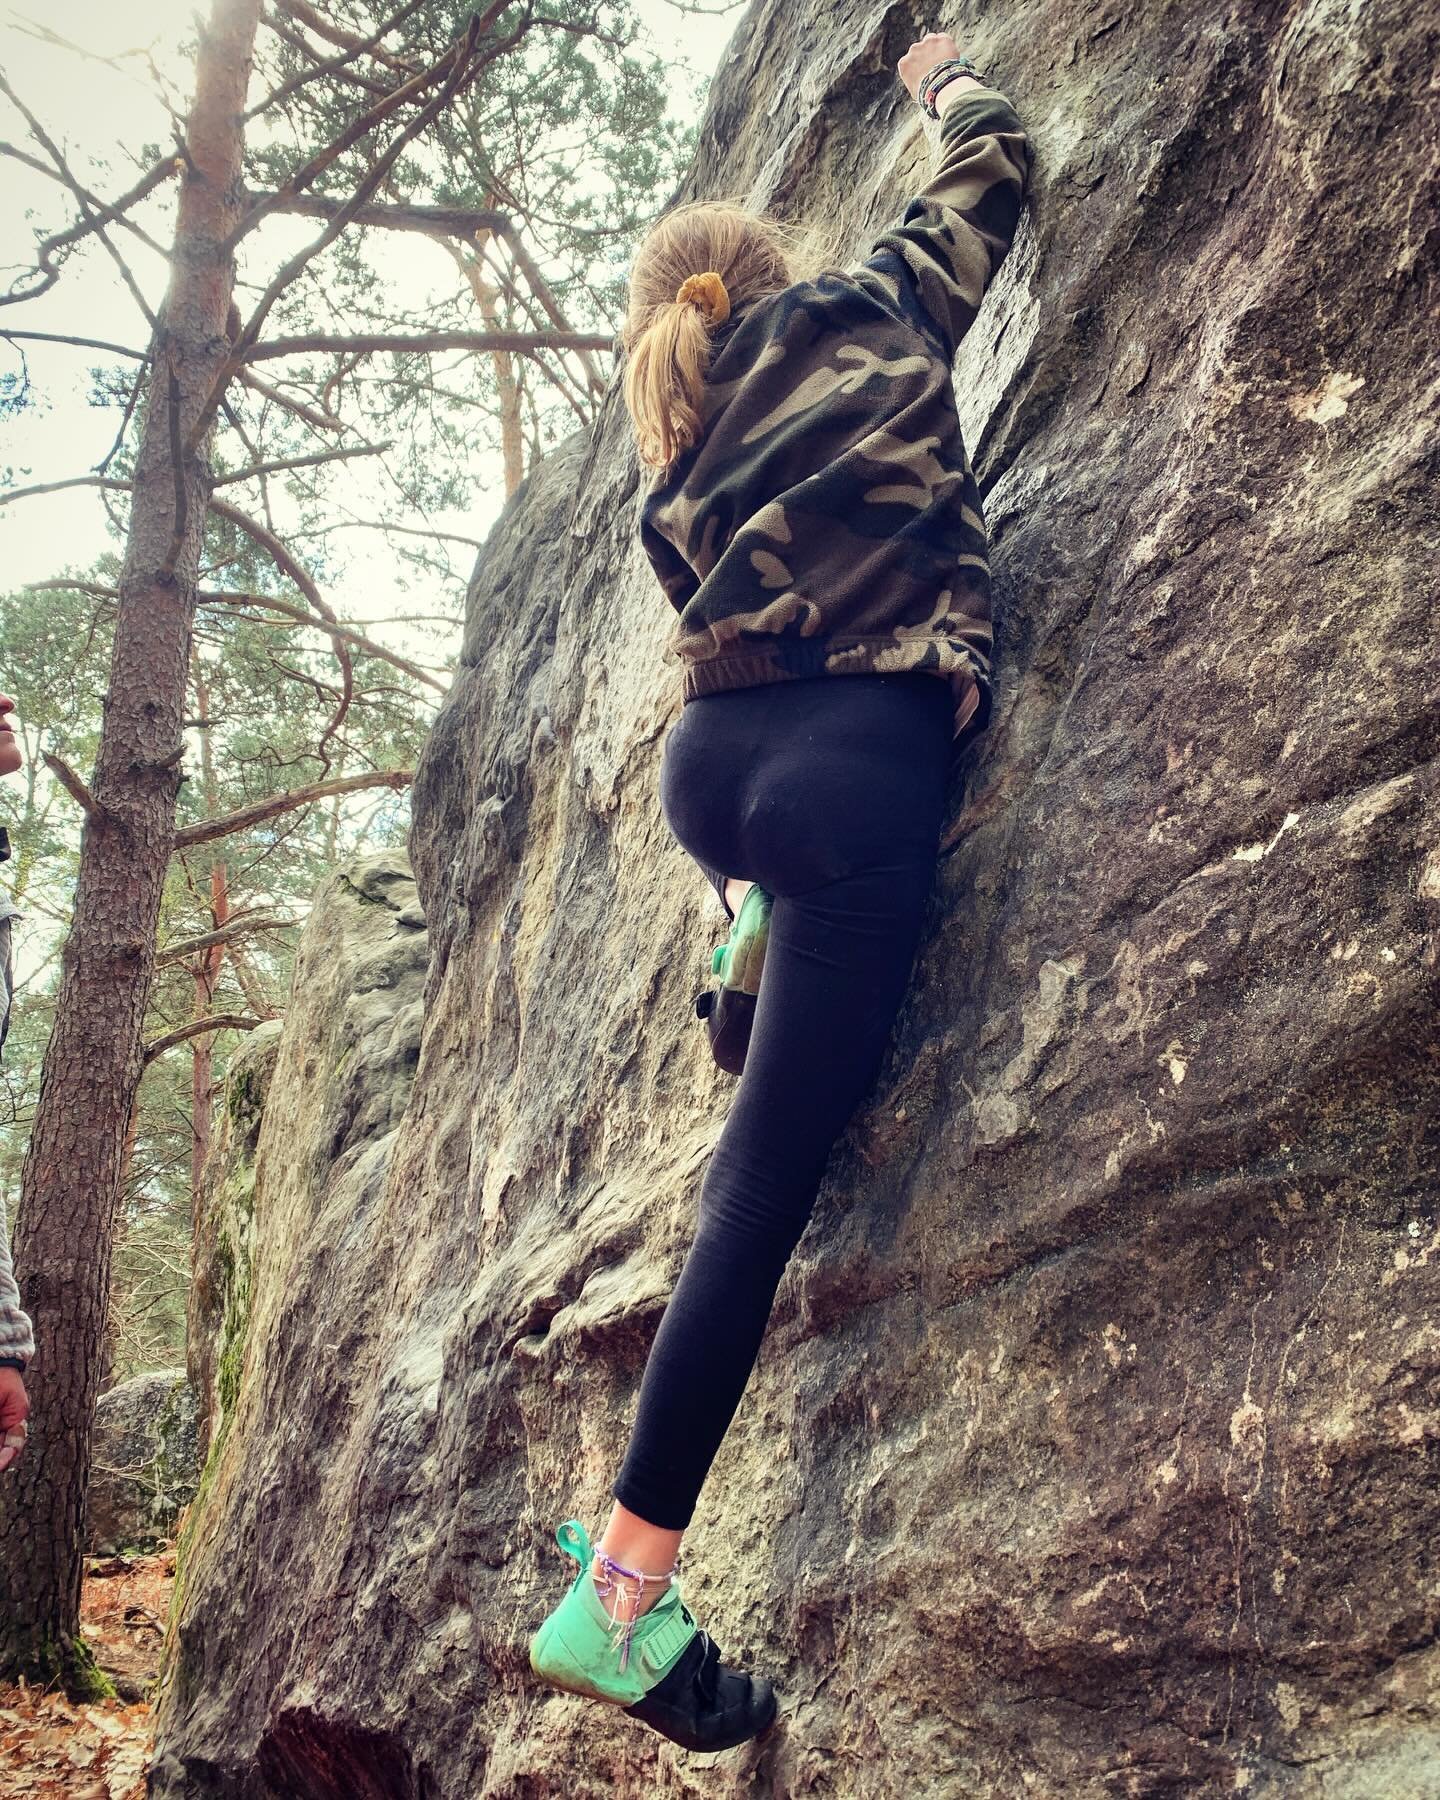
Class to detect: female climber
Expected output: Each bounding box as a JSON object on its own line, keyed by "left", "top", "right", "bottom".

{"left": 529, "top": 30, "right": 1033, "bottom": 1752}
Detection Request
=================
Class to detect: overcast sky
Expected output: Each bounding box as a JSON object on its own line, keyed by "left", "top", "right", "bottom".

{"left": 0, "top": 0, "right": 743, "bottom": 611}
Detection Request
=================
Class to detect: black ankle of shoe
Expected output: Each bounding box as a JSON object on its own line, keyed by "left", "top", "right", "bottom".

{"left": 623, "top": 1626, "right": 778, "bottom": 1753}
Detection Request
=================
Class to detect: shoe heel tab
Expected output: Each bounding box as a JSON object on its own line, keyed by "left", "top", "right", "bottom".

{"left": 555, "top": 1519, "right": 593, "bottom": 1566}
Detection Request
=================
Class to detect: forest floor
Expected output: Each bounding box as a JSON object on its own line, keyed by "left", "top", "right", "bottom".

{"left": 0, "top": 1544, "right": 173, "bottom": 1798}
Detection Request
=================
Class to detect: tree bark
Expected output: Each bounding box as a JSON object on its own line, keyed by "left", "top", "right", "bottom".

{"left": 0, "top": 0, "right": 263, "bottom": 1691}
{"left": 190, "top": 655, "right": 230, "bottom": 1199}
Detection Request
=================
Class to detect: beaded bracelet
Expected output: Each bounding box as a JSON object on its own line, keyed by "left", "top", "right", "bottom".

{"left": 919, "top": 55, "right": 987, "bottom": 119}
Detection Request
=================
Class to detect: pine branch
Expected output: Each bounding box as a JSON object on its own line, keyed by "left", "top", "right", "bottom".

{"left": 242, "top": 191, "right": 510, "bottom": 238}
{"left": 211, "top": 440, "right": 392, "bottom": 485}
{"left": 26, "top": 560, "right": 449, "bottom": 696}
{"left": 155, "top": 914, "right": 297, "bottom": 967}
{"left": 495, "top": 225, "right": 608, "bottom": 397}
{"left": 199, "top": 590, "right": 449, "bottom": 693}
{"left": 0, "top": 474, "right": 129, "bottom": 508}
{"left": 143, "top": 1014, "right": 264, "bottom": 1065}
{"left": 0, "top": 71, "right": 162, "bottom": 328}
{"left": 172, "top": 768, "right": 414, "bottom": 850}
{"left": 247, "top": 0, "right": 428, "bottom": 119}
{"left": 272, "top": 0, "right": 422, "bottom": 74}
{"left": 242, "top": 327, "right": 614, "bottom": 361}
{"left": 0, "top": 145, "right": 176, "bottom": 307}
{"left": 190, "top": 9, "right": 507, "bottom": 458}
{"left": 206, "top": 494, "right": 356, "bottom": 762}
{"left": 41, "top": 752, "right": 106, "bottom": 824}
{"left": 226, "top": 5, "right": 502, "bottom": 250}
{"left": 236, "top": 367, "right": 345, "bottom": 433}
{"left": 0, "top": 329, "right": 145, "bottom": 361}
{"left": 263, "top": 14, "right": 396, "bottom": 102}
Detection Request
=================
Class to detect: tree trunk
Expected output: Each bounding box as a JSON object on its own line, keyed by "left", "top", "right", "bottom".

{"left": 189, "top": 654, "right": 230, "bottom": 1196}
{"left": 99, "top": 1099, "right": 142, "bottom": 1397}
{"left": 0, "top": 0, "right": 263, "bottom": 1692}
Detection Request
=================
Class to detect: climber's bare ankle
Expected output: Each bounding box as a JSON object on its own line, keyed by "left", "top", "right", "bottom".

{"left": 591, "top": 1555, "right": 672, "bottom": 1622}
{"left": 592, "top": 1501, "right": 685, "bottom": 1625}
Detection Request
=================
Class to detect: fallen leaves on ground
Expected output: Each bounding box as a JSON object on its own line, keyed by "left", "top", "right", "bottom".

{"left": 0, "top": 1544, "right": 174, "bottom": 1799}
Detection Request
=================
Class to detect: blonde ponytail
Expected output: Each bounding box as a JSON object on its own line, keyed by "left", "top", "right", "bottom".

{"left": 621, "top": 199, "right": 847, "bottom": 475}
{"left": 622, "top": 297, "right": 715, "bottom": 471}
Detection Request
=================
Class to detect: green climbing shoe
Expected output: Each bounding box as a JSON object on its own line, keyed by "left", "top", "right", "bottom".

{"left": 712, "top": 880, "right": 772, "bottom": 995}
{"left": 529, "top": 1518, "right": 697, "bottom": 1707}
{"left": 529, "top": 1518, "right": 780, "bottom": 1751}
{"left": 694, "top": 883, "right": 773, "bottom": 1076}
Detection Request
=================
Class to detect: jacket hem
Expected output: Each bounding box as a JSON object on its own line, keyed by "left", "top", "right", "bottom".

{"left": 677, "top": 637, "right": 991, "bottom": 752}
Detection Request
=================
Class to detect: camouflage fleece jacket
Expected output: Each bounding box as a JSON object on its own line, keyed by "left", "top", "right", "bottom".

{"left": 639, "top": 85, "right": 1032, "bottom": 756}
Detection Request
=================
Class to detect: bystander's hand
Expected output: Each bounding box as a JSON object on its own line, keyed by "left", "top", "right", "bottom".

{"left": 0, "top": 1368, "right": 28, "bottom": 1472}
{"left": 0, "top": 694, "right": 22, "bottom": 779}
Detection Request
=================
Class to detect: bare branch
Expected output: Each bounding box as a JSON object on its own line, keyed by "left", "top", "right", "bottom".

{"left": 272, "top": 0, "right": 422, "bottom": 74}
{"left": 143, "top": 1014, "right": 263, "bottom": 1065}
{"left": 0, "top": 70, "right": 162, "bottom": 327}
{"left": 200, "top": 590, "right": 449, "bottom": 693}
{"left": 247, "top": 0, "right": 428, "bottom": 119}
{"left": 191, "top": 9, "right": 508, "bottom": 456}
{"left": 292, "top": 517, "right": 486, "bottom": 551}
{"left": 206, "top": 493, "right": 357, "bottom": 764}
{"left": 0, "top": 473, "right": 128, "bottom": 508}
{"left": 25, "top": 578, "right": 120, "bottom": 599}
{"left": 496, "top": 224, "right": 608, "bottom": 397}
{"left": 158, "top": 370, "right": 187, "bottom": 580}
{"left": 173, "top": 768, "right": 414, "bottom": 850}
{"left": 243, "top": 327, "right": 614, "bottom": 361}
{"left": 155, "top": 914, "right": 297, "bottom": 967}
{"left": 42, "top": 752, "right": 106, "bottom": 824}
{"left": 98, "top": 353, "right": 152, "bottom": 475}
{"left": 227, "top": 6, "right": 495, "bottom": 249}
{"left": 236, "top": 366, "right": 344, "bottom": 433}
{"left": 243, "top": 190, "right": 509, "bottom": 238}
{"left": 469, "top": 236, "right": 593, "bottom": 424}
{"left": 0, "top": 328, "right": 145, "bottom": 361}
{"left": 0, "top": 144, "right": 176, "bottom": 306}
{"left": 212, "top": 439, "right": 392, "bottom": 486}
{"left": 227, "top": 940, "right": 281, "bottom": 1020}
{"left": 262, "top": 14, "right": 395, "bottom": 103}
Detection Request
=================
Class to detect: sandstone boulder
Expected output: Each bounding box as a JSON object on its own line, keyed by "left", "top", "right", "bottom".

{"left": 86, "top": 1369, "right": 199, "bottom": 1554}
{"left": 152, "top": 2, "right": 1438, "bottom": 1794}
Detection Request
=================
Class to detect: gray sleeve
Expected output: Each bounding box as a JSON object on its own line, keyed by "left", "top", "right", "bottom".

{"left": 0, "top": 906, "right": 13, "bottom": 1055}
{"left": 0, "top": 1192, "right": 35, "bottom": 1368}
{"left": 0, "top": 911, "right": 35, "bottom": 1368}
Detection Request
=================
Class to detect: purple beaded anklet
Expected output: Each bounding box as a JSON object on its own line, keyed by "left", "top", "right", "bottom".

{"left": 592, "top": 1545, "right": 681, "bottom": 1673}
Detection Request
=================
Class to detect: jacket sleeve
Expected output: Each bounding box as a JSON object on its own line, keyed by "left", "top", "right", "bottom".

{"left": 0, "top": 1192, "right": 35, "bottom": 1370}
{"left": 639, "top": 508, "right": 699, "bottom": 615}
{"left": 0, "top": 906, "right": 34, "bottom": 1370}
{"left": 849, "top": 85, "right": 1033, "bottom": 363}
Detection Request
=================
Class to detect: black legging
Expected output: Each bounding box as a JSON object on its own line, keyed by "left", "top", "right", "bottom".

{"left": 612, "top": 669, "right": 955, "bottom": 1530}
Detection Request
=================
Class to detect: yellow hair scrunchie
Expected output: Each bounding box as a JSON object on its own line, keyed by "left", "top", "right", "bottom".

{"left": 675, "top": 270, "right": 731, "bottom": 325}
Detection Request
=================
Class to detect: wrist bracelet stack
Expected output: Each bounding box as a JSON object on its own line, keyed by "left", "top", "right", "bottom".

{"left": 918, "top": 55, "right": 987, "bottom": 119}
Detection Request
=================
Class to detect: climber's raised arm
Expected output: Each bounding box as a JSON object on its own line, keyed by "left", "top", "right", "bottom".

{"left": 852, "top": 33, "right": 1033, "bottom": 363}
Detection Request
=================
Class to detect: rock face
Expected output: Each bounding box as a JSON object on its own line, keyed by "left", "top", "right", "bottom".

{"left": 152, "top": 1, "right": 1438, "bottom": 1794}
{"left": 187, "top": 1017, "right": 283, "bottom": 1468}
{"left": 154, "top": 852, "right": 429, "bottom": 1765}
{"left": 86, "top": 1369, "right": 199, "bottom": 1554}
